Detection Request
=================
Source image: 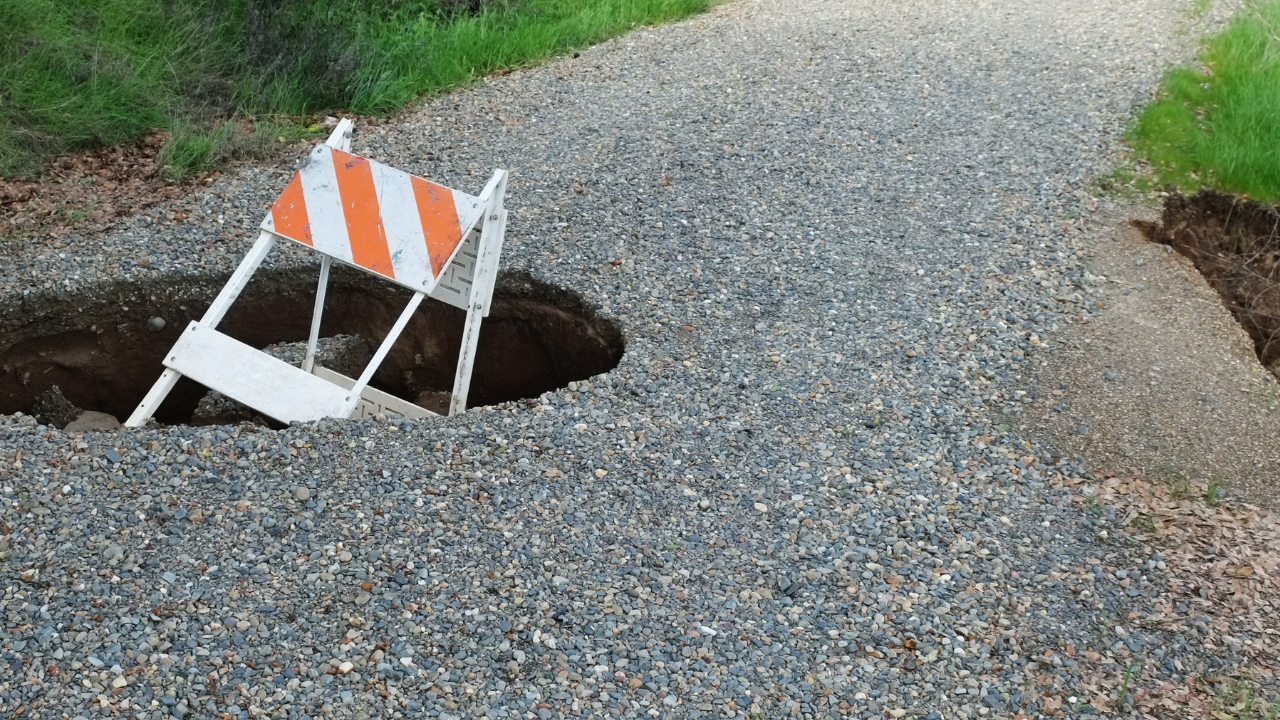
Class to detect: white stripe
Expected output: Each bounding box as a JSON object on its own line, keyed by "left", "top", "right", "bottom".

{"left": 453, "top": 189, "right": 484, "bottom": 236}
{"left": 298, "top": 146, "right": 353, "bottom": 264}
{"left": 371, "top": 161, "right": 434, "bottom": 290}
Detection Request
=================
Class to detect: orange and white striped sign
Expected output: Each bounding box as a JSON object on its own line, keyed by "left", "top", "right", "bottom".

{"left": 262, "top": 144, "right": 484, "bottom": 292}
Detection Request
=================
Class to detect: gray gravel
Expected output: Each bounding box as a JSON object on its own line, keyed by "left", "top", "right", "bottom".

{"left": 0, "top": 0, "right": 1247, "bottom": 718}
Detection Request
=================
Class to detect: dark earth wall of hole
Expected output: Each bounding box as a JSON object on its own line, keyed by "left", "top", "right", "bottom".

{"left": 0, "top": 267, "right": 624, "bottom": 424}
{"left": 1135, "top": 190, "right": 1280, "bottom": 373}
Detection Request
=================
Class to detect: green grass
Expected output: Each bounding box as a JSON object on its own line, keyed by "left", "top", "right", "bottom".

{"left": 0, "top": 0, "right": 228, "bottom": 176}
{"left": 0, "top": 0, "right": 709, "bottom": 179}
{"left": 1116, "top": 661, "right": 1141, "bottom": 709}
{"left": 347, "top": 0, "right": 706, "bottom": 112}
{"left": 158, "top": 117, "right": 325, "bottom": 182}
{"left": 1214, "top": 675, "right": 1280, "bottom": 719}
{"left": 1129, "top": 1, "right": 1280, "bottom": 202}
{"left": 1204, "top": 479, "right": 1227, "bottom": 505}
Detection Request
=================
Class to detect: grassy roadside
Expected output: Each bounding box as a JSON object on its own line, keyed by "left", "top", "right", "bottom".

{"left": 1128, "top": 0, "right": 1280, "bottom": 203}
{"left": 0, "top": 0, "right": 709, "bottom": 180}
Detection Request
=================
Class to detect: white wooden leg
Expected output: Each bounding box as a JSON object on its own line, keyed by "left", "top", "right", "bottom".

{"left": 478, "top": 210, "right": 506, "bottom": 319}
{"left": 325, "top": 119, "right": 353, "bottom": 152}
{"left": 448, "top": 301, "right": 484, "bottom": 417}
{"left": 201, "top": 231, "right": 276, "bottom": 328}
{"left": 303, "top": 256, "right": 332, "bottom": 373}
{"left": 449, "top": 182, "right": 507, "bottom": 416}
{"left": 126, "top": 231, "right": 276, "bottom": 427}
{"left": 343, "top": 292, "right": 426, "bottom": 417}
{"left": 474, "top": 170, "right": 506, "bottom": 210}
{"left": 124, "top": 369, "right": 182, "bottom": 427}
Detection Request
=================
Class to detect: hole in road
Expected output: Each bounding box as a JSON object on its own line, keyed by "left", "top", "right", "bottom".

{"left": 1134, "top": 190, "right": 1280, "bottom": 375}
{"left": 0, "top": 266, "right": 624, "bottom": 426}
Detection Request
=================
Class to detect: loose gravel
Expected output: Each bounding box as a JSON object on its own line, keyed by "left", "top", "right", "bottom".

{"left": 0, "top": 0, "right": 1258, "bottom": 719}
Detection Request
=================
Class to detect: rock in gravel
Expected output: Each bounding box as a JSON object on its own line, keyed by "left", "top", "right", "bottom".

{"left": 189, "top": 389, "right": 263, "bottom": 426}
{"left": 146, "top": 316, "right": 166, "bottom": 332}
{"left": 260, "top": 334, "right": 373, "bottom": 378}
{"left": 294, "top": 486, "right": 311, "bottom": 501}
{"left": 30, "top": 385, "right": 81, "bottom": 428}
{"left": 63, "top": 411, "right": 121, "bottom": 432}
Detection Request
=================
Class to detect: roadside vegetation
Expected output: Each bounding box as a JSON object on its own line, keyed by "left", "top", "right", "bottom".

{"left": 0, "top": 0, "right": 708, "bottom": 180}
{"left": 1128, "top": 0, "right": 1280, "bottom": 202}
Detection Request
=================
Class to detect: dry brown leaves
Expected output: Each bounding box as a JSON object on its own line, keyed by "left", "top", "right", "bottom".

{"left": 1061, "top": 473, "right": 1279, "bottom": 718}
{"left": 0, "top": 132, "right": 195, "bottom": 241}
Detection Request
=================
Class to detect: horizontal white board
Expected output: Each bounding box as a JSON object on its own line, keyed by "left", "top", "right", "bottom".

{"left": 164, "top": 322, "right": 353, "bottom": 423}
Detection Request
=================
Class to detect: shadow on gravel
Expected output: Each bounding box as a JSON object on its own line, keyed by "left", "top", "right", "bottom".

{"left": 1134, "top": 191, "right": 1280, "bottom": 375}
{"left": 0, "top": 266, "right": 623, "bottom": 425}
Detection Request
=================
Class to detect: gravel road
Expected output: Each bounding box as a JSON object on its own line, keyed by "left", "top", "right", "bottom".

{"left": 0, "top": 0, "right": 1258, "bottom": 718}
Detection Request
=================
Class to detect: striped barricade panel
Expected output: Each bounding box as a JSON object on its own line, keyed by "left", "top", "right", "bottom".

{"left": 262, "top": 144, "right": 485, "bottom": 294}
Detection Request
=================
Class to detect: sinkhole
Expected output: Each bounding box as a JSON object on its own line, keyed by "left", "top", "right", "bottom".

{"left": 0, "top": 266, "right": 624, "bottom": 427}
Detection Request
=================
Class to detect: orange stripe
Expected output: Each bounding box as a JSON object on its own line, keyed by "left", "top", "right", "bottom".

{"left": 410, "top": 176, "right": 463, "bottom": 278}
{"left": 271, "top": 173, "right": 312, "bottom": 245}
{"left": 331, "top": 150, "right": 394, "bottom": 278}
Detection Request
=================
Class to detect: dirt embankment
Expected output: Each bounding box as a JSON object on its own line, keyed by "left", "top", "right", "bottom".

{"left": 1032, "top": 196, "right": 1280, "bottom": 508}
{"left": 1134, "top": 191, "right": 1280, "bottom": 374}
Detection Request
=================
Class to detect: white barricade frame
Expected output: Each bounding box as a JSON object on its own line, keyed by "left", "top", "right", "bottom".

{"left": 125, "top": 120, "right": 507, "bottom": 427}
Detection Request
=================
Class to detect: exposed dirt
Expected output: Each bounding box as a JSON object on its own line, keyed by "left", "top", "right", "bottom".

{"left": 1133, "top": 191, "right": 1280, "bottom": 373}
{"left": 0, "top": 266, "right": 624, "bottom": 425}
{"left": 1032, "top": 201, "right": 1280, "bottom": 508}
